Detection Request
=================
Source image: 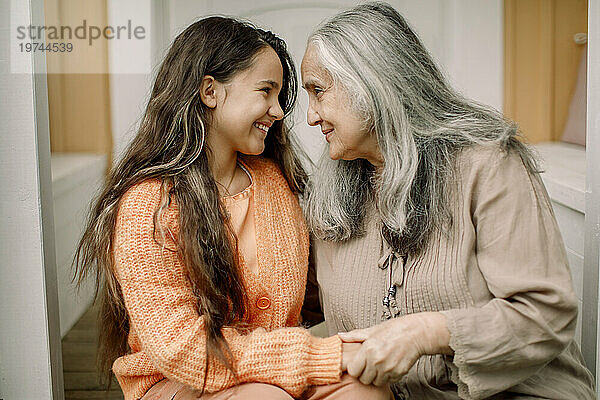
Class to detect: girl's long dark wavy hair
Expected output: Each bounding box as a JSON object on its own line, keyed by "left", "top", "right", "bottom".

{"left": 74, "top": 16, "right": 305, "bottom": 387}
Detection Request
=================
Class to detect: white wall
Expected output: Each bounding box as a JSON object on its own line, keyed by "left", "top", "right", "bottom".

{"left": 0, "top": 0, "right": 64, "bottom": 398}
{"left": 436, "top": 0, "right": 504, "bottom": 111}
{"left": 108, "top": 0, "right": 171, "bottom": 162}
{"left": 107, "top": 0, "right": 151, "bottom": 161}
{"left": 52, "top": 154, "right": 106, "bottom": 337}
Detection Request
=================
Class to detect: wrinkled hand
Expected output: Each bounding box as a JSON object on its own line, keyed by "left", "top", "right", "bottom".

{"left": 338, "top": 312, "right": 452, "bottom": 386}
{"left": 341, "top": 342, "right": 361, "bottom": 371}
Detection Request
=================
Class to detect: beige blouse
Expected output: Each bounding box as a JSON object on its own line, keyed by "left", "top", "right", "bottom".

{"left": 315, "top": 144, "right": 595, "bottom": 399}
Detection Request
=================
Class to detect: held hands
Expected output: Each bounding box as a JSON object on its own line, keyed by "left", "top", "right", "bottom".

{"left": 338, "top": 312, "right": 452, "bottom": 386}
{"left": 341, "top": 342, "right": 362, "bottom": 371}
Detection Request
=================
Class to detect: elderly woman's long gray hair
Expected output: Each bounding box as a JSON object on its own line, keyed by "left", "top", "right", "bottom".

{"left": 304, "top": 1, "right": 538, "bottom": 254}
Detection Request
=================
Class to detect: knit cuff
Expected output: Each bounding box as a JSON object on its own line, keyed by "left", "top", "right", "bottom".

{"left": 304, "top": 335, "right": 342, "bottom": 386}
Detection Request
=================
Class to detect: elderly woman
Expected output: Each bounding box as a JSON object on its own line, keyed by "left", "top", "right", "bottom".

{"left": 301, "top": 2, "right": 595, "bottom": 399}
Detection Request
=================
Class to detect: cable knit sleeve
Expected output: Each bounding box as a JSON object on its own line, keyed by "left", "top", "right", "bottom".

{"left": 113, "top": 181, "right": 341, "bottom": 398}
{"left": 440, "top": 148, "right": 578, "bottom": 399}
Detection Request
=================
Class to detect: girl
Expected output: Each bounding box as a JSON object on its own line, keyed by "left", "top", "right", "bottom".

{"left": 75, "top": 16, "right": 391, "bottom": 400}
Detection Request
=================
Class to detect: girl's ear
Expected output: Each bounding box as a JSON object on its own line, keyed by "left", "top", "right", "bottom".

{"left": 199, "top": 75, "right": 218, "bottom": 108}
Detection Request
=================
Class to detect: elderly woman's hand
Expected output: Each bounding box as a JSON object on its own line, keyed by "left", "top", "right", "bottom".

{"left": 341, "top": 342, "right": 362, "bottom": 371}
{"left": 338, "top": 312, "right": 452, "bottom": 386}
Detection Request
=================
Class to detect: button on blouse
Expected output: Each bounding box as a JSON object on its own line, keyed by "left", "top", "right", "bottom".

{"left": 256, "top": 296, "right": 271, "bottom": 310}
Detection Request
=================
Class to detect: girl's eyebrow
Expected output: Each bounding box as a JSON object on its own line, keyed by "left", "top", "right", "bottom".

{"left": 258, "top": 80, "right": 279, "bottom": 89}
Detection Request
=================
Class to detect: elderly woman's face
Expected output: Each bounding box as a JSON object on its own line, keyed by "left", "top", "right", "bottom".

{"left": 301, "top": 44, "right": 382, "bottom": 167}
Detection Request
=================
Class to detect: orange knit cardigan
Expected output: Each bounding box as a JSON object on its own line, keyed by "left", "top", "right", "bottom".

{"left": 111, "top": 156, "right": 342, "bottom": 400}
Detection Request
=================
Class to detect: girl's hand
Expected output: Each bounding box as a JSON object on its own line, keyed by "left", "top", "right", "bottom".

{"left": 338, "top": 312, "right": 452, "bottom": 386}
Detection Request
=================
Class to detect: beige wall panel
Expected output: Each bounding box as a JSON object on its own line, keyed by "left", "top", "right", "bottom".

{"left": 505, "top": 0, "right": 553, "bottom": 143}
{"left": 553, "top": 0, "right": 587, "bottom": 140}
{"left": 504, "top": 0, "right": 587, "bottom": 144}
{"left": 44, "top": 0, "right": 112, "bottom": 158}
{"left": 59, "top": 74, "right": 112, "bottom": 153}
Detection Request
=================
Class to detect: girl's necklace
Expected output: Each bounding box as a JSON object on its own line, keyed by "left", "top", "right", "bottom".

{"left": 221, "top": 162, "right": 238, "bottom": 195}
{"left": 225, "top": 166, "right": 236, "bottom": 191}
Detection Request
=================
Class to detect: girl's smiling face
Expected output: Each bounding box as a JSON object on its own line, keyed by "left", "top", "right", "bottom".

{"left": 206, "top": 46, "right": 284, "bottom": 156}
{"left": 301, "top": 43, "right": 382, "bottom": 167}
